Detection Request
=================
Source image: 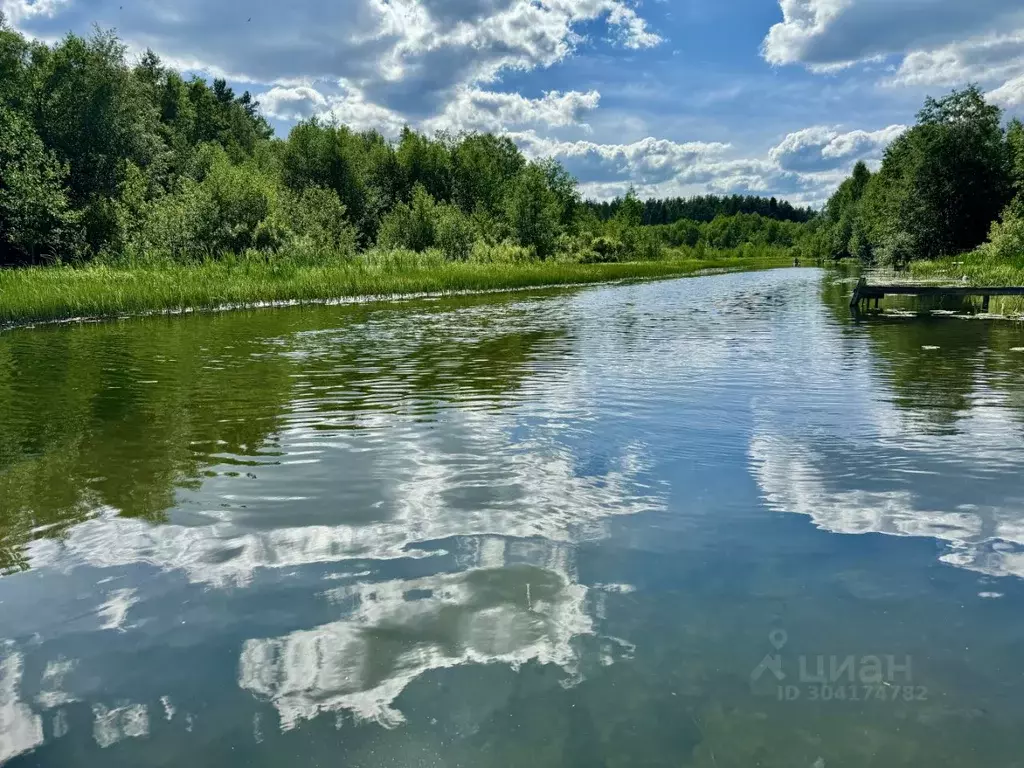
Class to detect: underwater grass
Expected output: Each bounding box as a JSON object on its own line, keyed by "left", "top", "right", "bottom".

{"left": 0, "top": 249, "right": 793, "bottom": 327}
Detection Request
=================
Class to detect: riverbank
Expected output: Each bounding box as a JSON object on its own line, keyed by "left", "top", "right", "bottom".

{"left": 0, "top": 250, "right": 793, "bottom": 327}
{"left": 909, "top": 254, "right": 1024, "bottom": 314}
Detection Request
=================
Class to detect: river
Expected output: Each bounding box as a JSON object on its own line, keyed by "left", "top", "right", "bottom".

{"left": 3, "top": 267, "right": 1024, "bottom": 766}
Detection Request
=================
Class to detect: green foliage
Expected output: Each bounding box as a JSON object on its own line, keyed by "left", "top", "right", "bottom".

{"left": 820, "top": 161, "right": 873, "bottom": 261}
{"left": 397, "top": 127, "right": 452, "bottom": 203}
{"left": 586, "top": 192, "right": 815, "bottom": 224}
{"left": 468, "top": 240, "right": 537, "bottom": 264}
{"left": 199, "top": 147, "right": 282, "bottom": 252}
{"left": 649, "top": 212, "right": 803, "bottom": 254}
{"left": 876, "top": 231, "right": 919, "bottom": 269}
{"left": 623, "top": 226, "right": 664, "bottom": 261}
{"left": 125, "top": 178, "right": 219, "bottom": 262}
{"left": 280, "top": 186, "right": 357, "bottom": 256}
{"left": 451, "top": 133, "right": 523, "bottom": 215}
{"left": 0, "top": 22, "right": 814, "bottom": 277}
{"left": 376, "top": 185, "right": 475, "bottom": 261}
{"left": 280, "top": 121, "right": 366, "bottom": 237}
{"left": 1008, "top": 119, "right": 1024, "bottom": 212}
{"left": 378, "top": 184, "right": 438, "bottom": 252}
{"left": 587, "top": 236, "right": 626, "bottom": 263}
{"left": 815, "top": 86, "right": 1015, "bottom": 267}
{"left": 615, "top": 188, "right": 645, "bottom": 229}
{"left": 117, "top": 147, "right": 289, "bottom": 261}
{"left": 0, "top": 107, "right": 81, "bottom": 263}
{"left": 0, "top": 17, "right": 38, "bottom": 112}
{"left": 977, "top": 206, "right": 1024, "bottom": 264}
{"left": 538, "top": 157, "right": 581, "bottom": 227}
{"left": 503, "top": 164, "right": 562, "bottom": 259}
{"left": 662, "top": 219, "right": 701, "bottom": 247}
{"left": 434, "top": 204, "right": 475, "bottom": 261}
{"left": 33, "top": 31, "right": 164, "bottom": 249}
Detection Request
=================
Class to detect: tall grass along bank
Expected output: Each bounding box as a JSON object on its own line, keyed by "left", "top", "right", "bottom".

{"left": 909, "top": 252, "right": 1024, "bottom": 315}
{"left": 0, "top": 249, "right": 792, "bottom": 327}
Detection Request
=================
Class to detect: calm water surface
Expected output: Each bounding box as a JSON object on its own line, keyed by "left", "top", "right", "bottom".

{"left": 3, "top": 268, "right": 1024, "bottom": 767}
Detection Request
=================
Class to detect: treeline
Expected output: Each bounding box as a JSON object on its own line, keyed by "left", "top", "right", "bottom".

{"left": 0, "top": 22, "right": 655, "bottom": 267}
{"left": 651, "top": 212, "right": 807, "bottom": 250}
{"left": 0, "top": 22, "right": 811, "bottom": 269}
{"left": 813, "top": 86, "right": 1024, "bottom": 267}
{"left": 0, "top": 23, "right": 274, "bottom": 264}
{"left": 585, "top": 194, "right": 816, "bottom": 225}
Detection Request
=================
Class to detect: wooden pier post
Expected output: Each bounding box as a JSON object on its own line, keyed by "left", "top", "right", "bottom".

{"left": 849, "top": 278, "right": 866, "bottom": 310}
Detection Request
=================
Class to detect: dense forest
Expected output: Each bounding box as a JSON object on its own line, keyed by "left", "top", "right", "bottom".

{"left": 0, "top": 22, "right": 807, "bottom": 269}
{"left": 585, "top": 195, "right": 815, "bottom": 225}
{"left": 813, "top": 85, "right": 1024, "bottom": 268}
{"left": 3, "top": 18, "right": 1022, "bottom": 274}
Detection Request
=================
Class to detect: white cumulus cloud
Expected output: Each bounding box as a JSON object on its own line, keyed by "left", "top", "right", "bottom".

{"left": 256, "top": 86, "right": 330, "bottom": 122}
{"left": 989, "top": 74, "right": 1024, "bottom": 107}
{"left": 763, "top": 0, "right": 1024, "bottom": 69}
{"left": 769, "top": 124, "right": 907, "bottom": 172}
{"left": 425, "top": 88, "right": 602, "bottom": 133}
{"left": 3, "top": 0, "right": 659, "bottom": 121}
{"left": 764, "top": 0, "right": 1024, "bottom": 111}
{"left": 513, "top": 131, "right": 732, "bottom": 185}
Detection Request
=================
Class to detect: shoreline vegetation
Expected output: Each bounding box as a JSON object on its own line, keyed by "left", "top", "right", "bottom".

{"left": 3, "top": 22, "right": 1023, "bottom": 328}
{"left": 0, "top": 250, "right": 793, "bottom": 327}
{"left": 810, "top": 85, "right": 1024, "bottom": 304}
{"left": 0, "top": 21, "right": 810, "bottom": 327}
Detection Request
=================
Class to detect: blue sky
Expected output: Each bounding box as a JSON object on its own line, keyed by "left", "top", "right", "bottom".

{"left": 4, "top": 0, "right": 1024, "bottom": 206}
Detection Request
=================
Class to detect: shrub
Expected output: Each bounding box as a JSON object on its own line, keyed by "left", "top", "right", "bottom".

{"left": 585, "top": 236, "right": 626, "bottom": 263}
{"left": 201, "top": 151, "right": 280, "bottom": 252}
{"left": 377, "top": 184, "right": 436, "bottom": 252}
{"left": 131, "top": 178, "right": 220, "bottom": 261}
{"left": 978, "top": 206, "right": 1024, "bottom": 264}
{"left": 281, "top": 185, "right": 357, "bottom": 256}
{"left": 434, "top": 204, "right": 475, "bottom": 261}
{"left": 877, "top": 231, "right": 919, "bottom": 269}
{"left": 623, "top": 226, "right": 663, "bottom": 261}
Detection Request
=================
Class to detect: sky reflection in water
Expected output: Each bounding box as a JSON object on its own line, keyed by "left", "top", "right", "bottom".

{"left": 3, "top": 269, "right": 1024, "bottom": 766}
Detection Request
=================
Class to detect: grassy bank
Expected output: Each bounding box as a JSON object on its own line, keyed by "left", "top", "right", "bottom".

{"left": 908, "top": 253, "right": 1024, "bottom": 314}
{"left": 0, "top": 249, "right": 793, "bottom": 327}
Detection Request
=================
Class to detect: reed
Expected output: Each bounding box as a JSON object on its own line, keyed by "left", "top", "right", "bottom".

{"left": 0, "top": 249, "right": 793, "bottom": 327}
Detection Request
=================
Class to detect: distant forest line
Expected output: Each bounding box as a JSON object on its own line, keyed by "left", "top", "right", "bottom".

{"left": 584, "top": 195, "right": 816, "bottom": 226}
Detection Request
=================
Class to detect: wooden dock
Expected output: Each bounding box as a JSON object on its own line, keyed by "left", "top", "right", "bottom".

{"left": 849, "top": 277, "right": 1024, "bottom": 313}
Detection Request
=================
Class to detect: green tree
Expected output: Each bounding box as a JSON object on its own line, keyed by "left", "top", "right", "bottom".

{"left": 451, "top": 133, "right": 524, "bottom": 215}
{"left": 864, "top": 86, "right": 1011, "bottom": 261}
{"left": 538, "top": 158, "right": 580, "bottom": 228}
{"left": 0, "top": 106, "right": 81, "bottom": 263}
{"left": 821, "top": 160, "right": 872, "bottom": 261}
{"left": 378, "top": 184, "right": 438, "bottom": 252}
{"left": 0, "top": 13, "right": 38, "bottom": 112}
{"left": 34, "top": 31, "right": 163, "bottom": 249}
{"left": 360, "top": 132, "right": 405, "bottom": 242}
{"left": 281, "top": 120, "right": 366, "bottom": 238}
{"left": 396, "top": 127, "right": 452, "bottom": 203}
{"left": 615, "top": 187, "right": 644, "bottom": 229}
{"left": 503, "top": 164, "right": 562, "bottom": 259}
{"left": 1007, "top": 118, "right": 1024, "bottom": 214}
